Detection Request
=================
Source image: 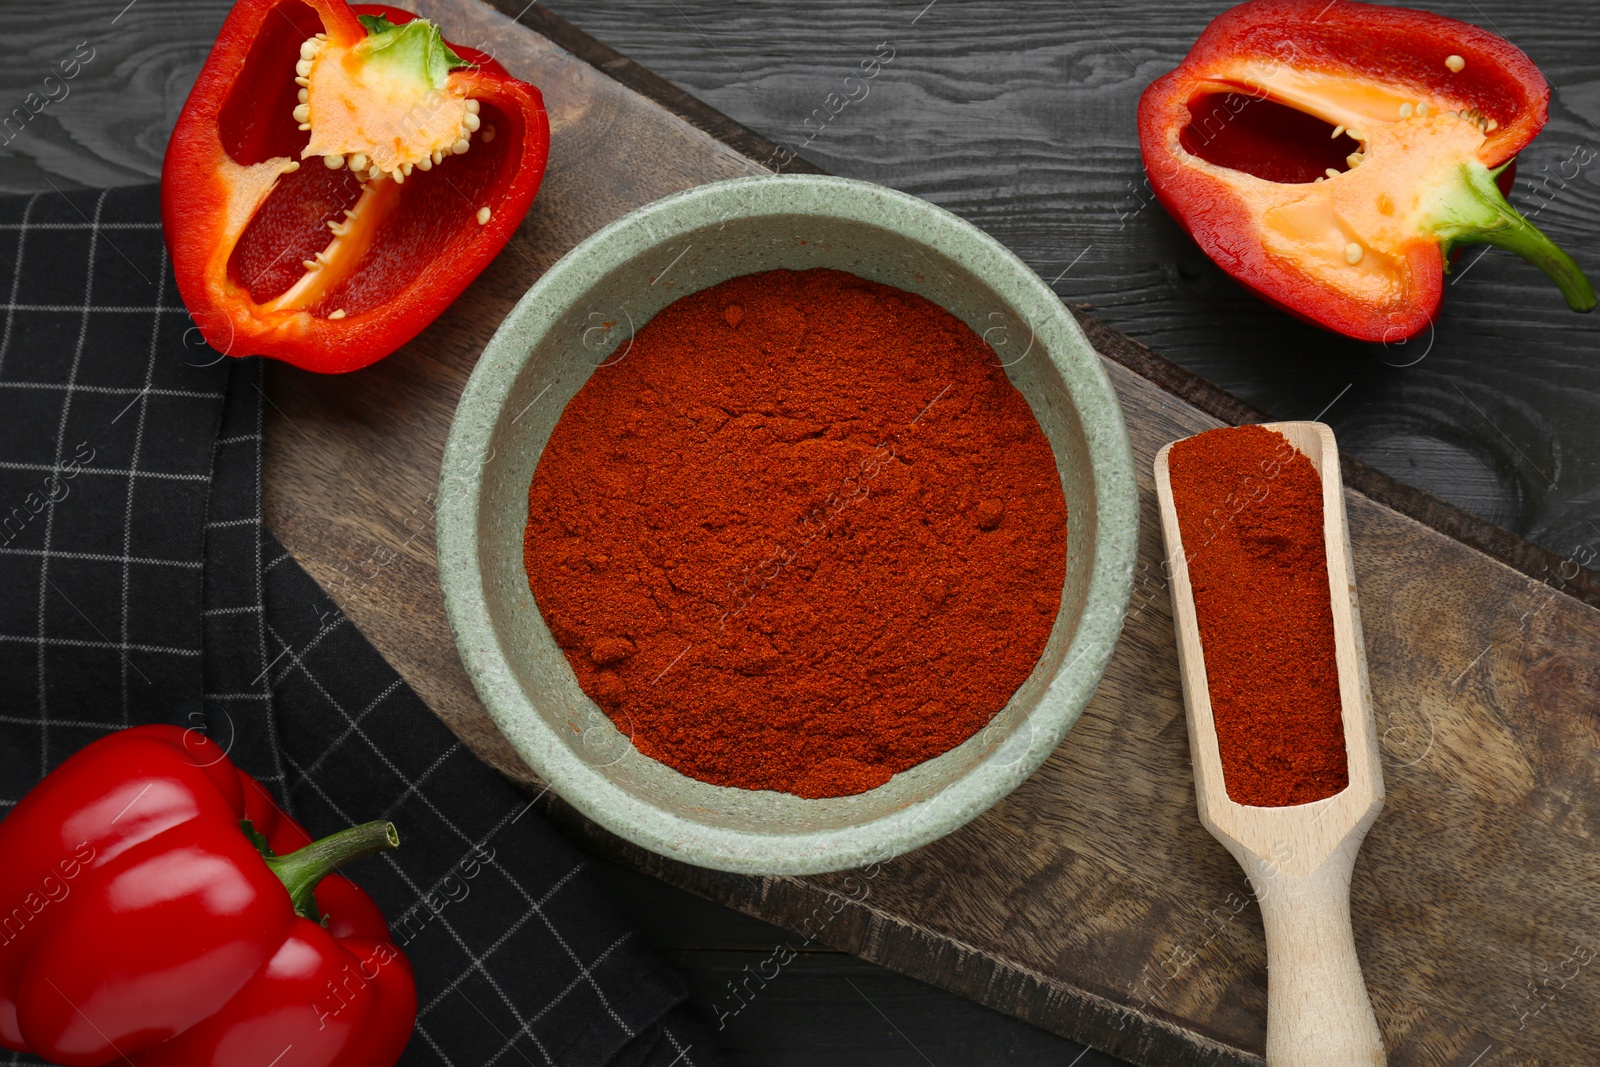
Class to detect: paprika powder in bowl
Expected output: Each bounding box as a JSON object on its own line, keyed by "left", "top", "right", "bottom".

{"left": 437, "top": 175, "right": 1137, "bottom": 875}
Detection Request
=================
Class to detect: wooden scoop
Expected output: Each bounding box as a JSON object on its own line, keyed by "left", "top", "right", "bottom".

{"left": 1153, "top": 422, "right": 1386, "bottom": 1067}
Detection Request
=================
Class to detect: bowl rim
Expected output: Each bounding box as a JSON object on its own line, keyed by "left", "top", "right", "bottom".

{"left": 437, "top": 173, "right": 1137, "bottom": 874}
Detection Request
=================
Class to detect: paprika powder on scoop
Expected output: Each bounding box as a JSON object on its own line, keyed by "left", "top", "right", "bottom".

{"left": 1166, "top": 424, "right": 1348, "bottom": 807}
{"left": 523, "top": 268, "right": 1069, "bottom": 798}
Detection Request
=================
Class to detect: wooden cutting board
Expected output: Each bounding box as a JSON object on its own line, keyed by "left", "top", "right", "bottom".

{"left": 262, "top": 1, "right": 1600, "bottom": 1063}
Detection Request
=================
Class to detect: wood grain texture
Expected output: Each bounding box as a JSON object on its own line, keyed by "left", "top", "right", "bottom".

{"left": 5, "top": 0, "right": 1600, "bottom": 1064}
{"left": 590, "top": 857, "right": 1127, "bottom": 1067}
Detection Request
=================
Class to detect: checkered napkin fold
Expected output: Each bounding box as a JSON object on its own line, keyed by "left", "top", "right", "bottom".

{"left": 0, "top": 185, "right": 717, "bottom": 1067}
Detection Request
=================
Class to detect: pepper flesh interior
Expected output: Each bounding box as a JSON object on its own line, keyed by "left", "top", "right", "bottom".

{"left": 260, "top": 175, "right": 403, "bottom": 315}
{"left": 1183, "top": 67, "right": 1594, "bottom": 315}
{"left": 264, "top": 15, "right": 482, "bottom": 316}
{"left": 1255, "top": 112, "right": 1486, "bottom": 305}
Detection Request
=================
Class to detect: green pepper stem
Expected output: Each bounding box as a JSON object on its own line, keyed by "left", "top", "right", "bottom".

{"left": 1432, "top": 161, "right": 1596, "bottom": 313}
{"left": 353, "top": 14, "right": 470, "bottom": 92}
{"left": 265, "top": 820, "right": 399, "bottom": 922}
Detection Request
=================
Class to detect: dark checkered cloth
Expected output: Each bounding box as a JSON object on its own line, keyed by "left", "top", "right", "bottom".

{"left": 0, "top": 184, "right": 717, "bottom": 1067}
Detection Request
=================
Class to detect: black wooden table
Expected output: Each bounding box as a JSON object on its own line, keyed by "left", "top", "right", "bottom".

{"left": 3, "top": 0, "right": 1596, "bottom": 1063}
{"left": 545, "top": 0, "right": 1600, "bottom": 559}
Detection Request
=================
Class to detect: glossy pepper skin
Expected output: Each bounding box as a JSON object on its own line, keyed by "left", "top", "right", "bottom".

{"left": 1138, "top": 0, "right": 1594, "bottom": 342}
{"left": 0, "top": 725, "right": 415, "bottom": 1067}
{"left": 163, "top": 0, "right": 550, "bottom": 372}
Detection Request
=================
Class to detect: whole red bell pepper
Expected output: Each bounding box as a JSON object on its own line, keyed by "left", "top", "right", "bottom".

{"left": 163, "top": 0, "right": 550, "bottom": 373}
{"left": 0, "top": 725, "right": 415, "bottom": 1067}
{"left": 1138, "top": 0, "right": 1594, "bottom": 341}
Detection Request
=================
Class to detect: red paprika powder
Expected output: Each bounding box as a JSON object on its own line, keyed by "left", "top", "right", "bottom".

{"left": 1167, "top": 425, "right": 1349, "bottom": 807}
{"left": 523, "top": 268, "right": 1068, "bottom": 798}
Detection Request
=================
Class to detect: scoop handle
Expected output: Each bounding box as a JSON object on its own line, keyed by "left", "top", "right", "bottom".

{"left": 1244, "top": 848, "right": 1386, "bottom": 1067}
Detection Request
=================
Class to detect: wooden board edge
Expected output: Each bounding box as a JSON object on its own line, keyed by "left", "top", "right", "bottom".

{"left": 485, "top": 0, "right": 1600, "bottom": 613}
{"left": 539, "top": 793, "right": 1264, "bottom": 1067}
{"left": 479, "top": 0, "right": 825, "bottom": 176}
{"left": 1069, "top": 312, "right": 1600, "bottom": 611}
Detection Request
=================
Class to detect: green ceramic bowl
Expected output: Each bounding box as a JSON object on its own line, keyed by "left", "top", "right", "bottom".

{"left": 437, "top": 175, "right": 1136, "bottom": 875}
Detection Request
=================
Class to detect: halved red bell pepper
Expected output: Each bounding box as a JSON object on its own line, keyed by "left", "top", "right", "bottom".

{"left": 0, "top": 725, "right": 415, "bottom": 1067}
{"left": 163, "top": 0, "right": 550, "bottom": 373}
{"left": 1137, "top": 0, "right": 1594, "bottom": 341}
